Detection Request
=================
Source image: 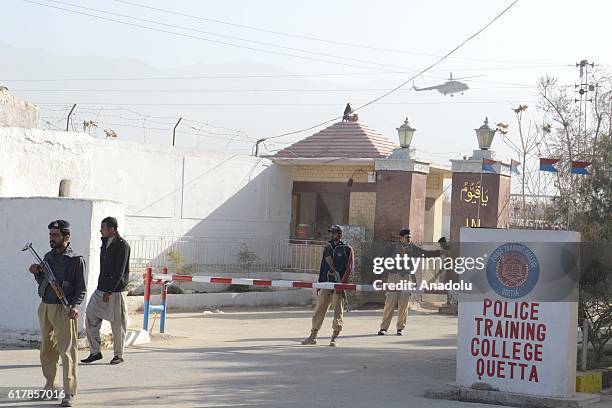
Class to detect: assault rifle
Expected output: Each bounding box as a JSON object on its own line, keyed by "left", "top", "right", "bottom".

{"left": 22, "top": 243, "right": 70, "bottom": 314}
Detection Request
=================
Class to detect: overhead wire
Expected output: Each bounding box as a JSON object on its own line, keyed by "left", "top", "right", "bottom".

{"left": 35, "top": 0, "right": 433, "bottom": 74}
{"left": 258, "top": 0, "right": 520, "bottom": 145}
{"left": 21, "top": 0, "right": 554, "bottom": 88}
{"left": 22, "top": 0, "right": 525, "bottom": 154}
{"left": 22, "top": 0, "right": 416, "bottom": 73}
{"left": 33, "top": 100, "right": 537, "bottom": 106}
{"left": 0, "top": 72, "right": 536, "bottom": 83}
{"left": 110, "top": 0, "right": 563, "bottom": 66}
{"left": 10, "top": 85, "right": 536, "bottom": 93}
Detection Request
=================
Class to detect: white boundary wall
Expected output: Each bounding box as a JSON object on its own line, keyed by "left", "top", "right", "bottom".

{"left": 0, "top": 127, "right": 292, "bottom": 241}
{"left": 0, "top": 197, "right": 124, "bottom": 333}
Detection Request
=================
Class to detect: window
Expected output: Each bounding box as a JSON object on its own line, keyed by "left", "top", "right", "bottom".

{"left": 292, "top": 192, "right": 346, "bottom": 239}
{"left": 59, "top": 179, "right": 71, "bottom": 197}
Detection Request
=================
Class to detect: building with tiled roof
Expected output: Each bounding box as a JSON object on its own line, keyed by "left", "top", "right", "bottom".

{"left": 270, "top": 117, "right": 398, "bottom": 160}
{"left": 266, "top": 113, "right": 451, "bottom": 243}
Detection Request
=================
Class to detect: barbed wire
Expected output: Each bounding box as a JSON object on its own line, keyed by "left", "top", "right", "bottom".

{"left": 37, "top": 103, "right": 253, "bottom": 146}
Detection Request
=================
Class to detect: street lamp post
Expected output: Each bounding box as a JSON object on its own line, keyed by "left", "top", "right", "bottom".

{"left": 396, "top": 117, "right": 416, "bottom": 149}
{"left": 475, "top": 117, "right": 497, "bottom": 150}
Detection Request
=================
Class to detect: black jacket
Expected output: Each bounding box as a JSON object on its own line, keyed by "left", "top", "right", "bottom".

{"left": 98, "top": 233, "right": 131, "bottom": 293}
{"left": 35, "top": 246, "right": 87, "bottom": 306}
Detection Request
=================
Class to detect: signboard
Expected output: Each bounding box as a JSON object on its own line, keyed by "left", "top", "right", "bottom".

{"left": 456, "top": 228, "right": 579, "bottom": 397}
{"left": 449, "top": 171, "right": 510, "bottom": 242}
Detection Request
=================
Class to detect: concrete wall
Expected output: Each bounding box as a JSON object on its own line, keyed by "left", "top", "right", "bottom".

{"left": 0, "top": 127, "right": 292, "bottom": 241}
{"left": 90, "top": 141, "right": 292, "bottom": 239}
{"left": 0, "top": 128, "right": 93, "bottom": 197}
{"left": 0, "top": 197, "right": 124, "bottom": 333}
{"left": 0, "top": 88, "right": 40, "bottom": 128}
{"left": 349, "top": 192, "right": 376, "bottom": 237}
{"left": 292, "top": 164, "right": 374, "bottom": 183}
{"left": 425, "top": 173, "right": 445, "bottom": 242}
{"left": 128, "top": 289, "right": 314, "bottom": 312}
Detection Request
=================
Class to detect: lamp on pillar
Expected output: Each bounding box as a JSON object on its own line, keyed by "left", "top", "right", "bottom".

{"left": 475, "top": 117, "right": 496, "bottom": 150}
{"left": 396, "top": 117, "right": 416, "bottom": 148}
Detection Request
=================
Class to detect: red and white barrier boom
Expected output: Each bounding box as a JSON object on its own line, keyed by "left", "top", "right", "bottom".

{"left": 142, "top": 268, "right": 448, "bottom": 333}
{"left": 152, "top": 272, "right": 375, "bottom": 292}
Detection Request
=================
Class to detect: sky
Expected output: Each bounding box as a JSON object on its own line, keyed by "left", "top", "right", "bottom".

{"left": 1, "top": 0, "right": 611, "bottom": 163}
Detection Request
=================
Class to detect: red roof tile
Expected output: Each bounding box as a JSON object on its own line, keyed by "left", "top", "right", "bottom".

{"left": 270, "top": 120, "right": 398, "bottom": 159}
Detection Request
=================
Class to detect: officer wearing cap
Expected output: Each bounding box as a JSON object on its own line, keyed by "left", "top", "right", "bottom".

{"left": 301, "top": 225, "right": 354, "bottom": 347}
{"left": 28, "top": 220, "right": 86, "bottom": 407}
{"left": 377, "top": 228, "right": 442, "bottom": 336}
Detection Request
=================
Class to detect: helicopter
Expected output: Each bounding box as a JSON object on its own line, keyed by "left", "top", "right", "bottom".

{"left": 412, "top": 73, "right": 470, "bottom": 96}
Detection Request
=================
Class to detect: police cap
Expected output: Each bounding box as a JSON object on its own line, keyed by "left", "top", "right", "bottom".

{"left": 399, "top": 228, "right": 411, "bottom": 237}
{"left": 48, "top": 220, "right": 71, "bottom": 234}
{"left": 328, "top": 225, "right": 343, "bottom": 234}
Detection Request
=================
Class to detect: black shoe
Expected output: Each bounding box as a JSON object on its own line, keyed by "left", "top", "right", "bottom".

{"left": 397, "top": 330, "right": 403, "bottom": 336}
{"left": 60, "top": 395, "right": 74, "bottom": 407}
{"left": 377, "top": 329, "right": 387, "bottom": 336}
{"left": 110, "top": 356, "right": 124, "bottom": 365}
{"left": 81, "top": 353, "right": 102, "bottom": 363}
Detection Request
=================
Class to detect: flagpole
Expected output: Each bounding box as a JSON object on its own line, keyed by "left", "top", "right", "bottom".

{"left": 477, "top": 158, "right": 484, "bottom": 225}
{"left": 537, "top": 166, "right": 541, "bottom": 229}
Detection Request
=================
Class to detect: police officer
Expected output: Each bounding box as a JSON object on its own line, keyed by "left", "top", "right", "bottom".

{"left": 28, "top": 220, "right": 86, "bottom": 407}
{"left": 82, "top": 216, "right": 131, "bottom": 365}
{"left": 377, "top": 228, "right": 443, "bottom": 336}
{"left": 301, "top": 225, "right": 354, "bottom": 347}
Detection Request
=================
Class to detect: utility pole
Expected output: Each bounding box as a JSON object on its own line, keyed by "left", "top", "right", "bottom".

{"left": 574, "top": 60, "right": 595, "bottom": 155}
{"left": 568, "top": 60, "right": 595, "bottom": 229}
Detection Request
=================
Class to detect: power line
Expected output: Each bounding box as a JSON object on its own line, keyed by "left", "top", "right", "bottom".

{"left": 12, "top": 85, "right": 535, "bottom": 93}
{"left": 0, "top": 72, "right": 420, "bottom": 82}
{"left": 23, "top": 0, "right": 563, "bottom": 81}
{"left": 34, "top": 100, "right": 535, "bottom": 106}
{"left": 0, "top": 71, "right": 540, "bottom": 83}
{"left": 260, "top": 0, "right": 520, "bottom": 145}
{"left": 40, "top": 0, "right": 430, "bottom": 74}
{"left": 1, "top": 74, "right": 541, "bottom": 90}
{"left": 23, "top": 0, "right": 412, "bottom": 74}
{"left": 111, "top": 0, "right": 559, "bottom": 66}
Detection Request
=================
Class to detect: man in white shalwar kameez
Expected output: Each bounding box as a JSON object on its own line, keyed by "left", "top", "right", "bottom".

{"left": 82, "top": 217, "right": 130, "bottom": 365}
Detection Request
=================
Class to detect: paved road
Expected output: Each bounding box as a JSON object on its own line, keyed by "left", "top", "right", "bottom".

{"left": 0, "top": 307, "right": 609, "bottom": 407}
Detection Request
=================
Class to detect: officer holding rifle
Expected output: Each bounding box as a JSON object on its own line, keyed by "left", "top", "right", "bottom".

{"left": 301, "top": 225, "right": 354, "bottom": 347}
{"left": 27, "top": 220, "right": 86, "bottom": 407}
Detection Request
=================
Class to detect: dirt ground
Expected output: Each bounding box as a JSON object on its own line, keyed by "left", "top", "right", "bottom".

{"left": 0, "top": 307, "right": 609, "bottom": 407}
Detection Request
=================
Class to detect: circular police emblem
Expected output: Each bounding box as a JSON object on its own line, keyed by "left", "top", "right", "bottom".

{"left": 487, "top": 243, "right": 539, "bottom": 299}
